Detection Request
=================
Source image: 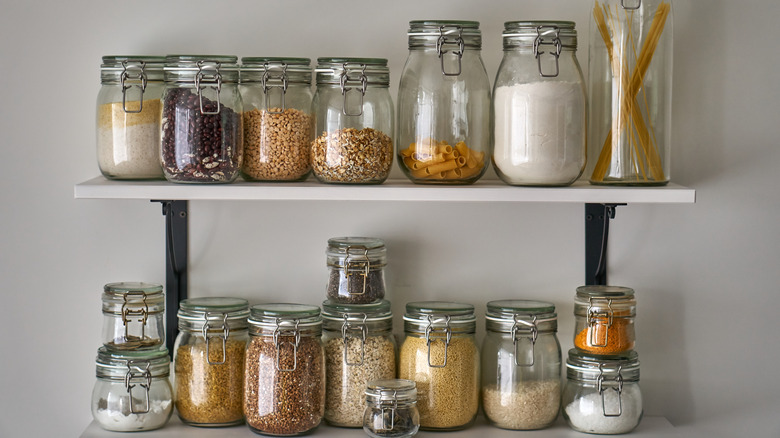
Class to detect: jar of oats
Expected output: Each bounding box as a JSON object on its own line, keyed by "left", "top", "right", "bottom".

{"left": 244, "top": 303, "right": 325, "bottom": 436}
{"left": 97, "top": 56, "right": 165, "bottom": 180}
{"left": 312, "top": 58, "right": 394, "bottom": 184}
{"left": 240, "top": 58, "right": 314, "bottom": 182}
{"left": 173, "top": 297, "right": 249, "bottom": 427}
{"left": 399, "top": 301, "right": 479, "bottom": 431}
{"left": 322, "top": 299, "right": 396, "bottom": 428}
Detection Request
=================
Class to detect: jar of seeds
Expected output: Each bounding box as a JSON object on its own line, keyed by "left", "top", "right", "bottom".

{"left": 312, "top": 57, "right": 394, "bottom": 184}
{"left": 173, "top": 297, "right": 249, "bottom": 427}
{"left": 244, "top": 303, "right": 325, "bottom": 436}
{"left": 239, "top": 57, "right": 314, "bottom": 182}
{"left": 322, "top": 300, "right": 396, "bottom": 427}
{"left": 326, "top": 237, "right": 387, "bottom": 304}
{"left": 161, "top": 55, "right": 242, "bottom": 183}
{"left": 398, "top": 301, "right": 479, "bottom": 431}
{"left": 363, "top": 379, "right": 420, "bottom": 438}
{"left": 97, "top": 56, "right": 165, "bottom": 180}
{"left": 573, "top": 285, "right": 636, "bottom": 355}
{"left": 101, "top": 282, "right": 164, "bottom": 351}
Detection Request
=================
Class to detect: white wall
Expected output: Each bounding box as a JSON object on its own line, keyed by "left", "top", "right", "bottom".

{"left": 1, "top": 1, "right": 779, "bottom": 437}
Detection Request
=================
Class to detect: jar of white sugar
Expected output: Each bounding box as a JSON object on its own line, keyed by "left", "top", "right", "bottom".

{"left": 481, "top": 300, "right": 561, "bottom": 430}
{"left": 563, "top": 349, "right": 643, "bottom": 434}
{"left": 492, "top": 21, "right": 586, "bottom": 186}
{"left": 97, "top": 56, "right": 165, "bottom": 180}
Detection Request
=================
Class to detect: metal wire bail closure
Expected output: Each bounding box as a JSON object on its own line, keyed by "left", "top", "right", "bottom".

{"left": 120, "top": 60, "right": 148, "bottom": 114}
{"left": 344, "top": 245, "right": 370, "bottom": 295}
{"left": 621, "top": 0, "right": 641, "bottom": 9}
{"left": 533, "top": 25, "right": 562, "bottom": 78}
{"left": 121, "top": 291, "right": 149, "bottom": 342}
{"left": 194, "top": 60, "right": 223, "bottom": 115}
{"left": 598, "top": 364, "right": 625, "bottom": 417}
{"left": 341, "top": 313, "right": 368, "bottom": 366}
{"left": 202, "top": 311, "right": 230, "bottom": 365}
{"left": 425, "top": 314, "right": 452, "bottom": 368}
{"left": 378, "top": 389, "right": 399, "bottom": 431}
{"left": 436, "top": 25, "right": 465, "bottom": 76}
{"left": 124, "top": 360, "right": 152, "bottom": 414}
{"left": 339, "top": 63, "right": 368, "bottom": 116}
{"left": 262, "top": 62, "right": 289, "bottom": 114}
{"left": 511, "top": 314, "right": 539, "bottom": 367}
{"left": 273, "top": 318, "right": 301, "bottom": 372}
{"left": 587, "top": 297, "right": 614, "bottom": 347}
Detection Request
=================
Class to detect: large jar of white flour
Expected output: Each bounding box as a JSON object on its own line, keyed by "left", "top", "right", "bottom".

{"left": 492, "top": 22, "right": 586, "bottom": 186}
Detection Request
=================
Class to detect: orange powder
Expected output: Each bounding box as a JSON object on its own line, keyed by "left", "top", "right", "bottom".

{"left": 574, "top": 317, "right": 634, "bottom": 354}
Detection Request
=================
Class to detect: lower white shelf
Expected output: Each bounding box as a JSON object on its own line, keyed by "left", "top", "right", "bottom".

{"left": 81, "top": 415, "right": 674, "bottom": 437}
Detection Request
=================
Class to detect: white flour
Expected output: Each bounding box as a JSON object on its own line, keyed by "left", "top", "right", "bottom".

{"left": 493, "top": 81, "right": 585, "bottom": 185}
{"left": 564, "top": 385, "right": 642, "bottom": 434}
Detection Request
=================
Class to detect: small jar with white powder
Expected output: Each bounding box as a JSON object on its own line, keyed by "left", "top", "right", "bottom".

{"left": 492, "top": 22, "right": 586, "bottom": 186}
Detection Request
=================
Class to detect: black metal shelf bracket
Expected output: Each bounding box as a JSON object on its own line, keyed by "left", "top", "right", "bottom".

{"left": 152, "top": 200, "right": 188, "bottom": 355}
{"left": 585, "top": 203, "right": 625, "bottom": 286}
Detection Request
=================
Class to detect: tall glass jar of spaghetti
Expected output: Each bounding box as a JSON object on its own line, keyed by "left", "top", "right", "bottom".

{"left": 587, "top": 0, "right": 673, "bottom": 185}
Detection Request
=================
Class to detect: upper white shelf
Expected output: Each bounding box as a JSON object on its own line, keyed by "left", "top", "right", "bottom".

{"left": 74, "top": 176, "right": 695, "bottom": 204}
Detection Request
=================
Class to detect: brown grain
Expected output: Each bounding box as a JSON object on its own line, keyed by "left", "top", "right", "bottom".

{"left": 311, "top": 128, "right": 393, "bottom": 183}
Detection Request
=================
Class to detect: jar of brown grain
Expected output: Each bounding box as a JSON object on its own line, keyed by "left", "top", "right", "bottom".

{"left": 240, "top": 58, "right": 314, "bottom": 182}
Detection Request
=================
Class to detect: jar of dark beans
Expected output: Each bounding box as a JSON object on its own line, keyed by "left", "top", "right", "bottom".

{"left": 363, "top": 379, "right": 420, "bottom": 438}
{"left": 101, "top": 282, "right": 164, "bottom": 351}
{"left": 161, "top": 55, "right": 242, "bottom": 183}
{"left": 326, "top": 237, "right": 387, "bottom": 304}
{"left": 244, "top": 303, "right": 325, "bottom": 436}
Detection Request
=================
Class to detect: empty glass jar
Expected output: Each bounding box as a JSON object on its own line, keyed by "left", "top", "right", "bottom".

{"left": 326, "top": 237, "right": 387, "bottom": 304}
{"left": 574, "top": 285, "right": 636, "bottom": 355}
{"left": 101, "top": 282, "right": 164, "bottom": 351}
{"left": 363, "top": 379, "right": 420, "bottom": 438}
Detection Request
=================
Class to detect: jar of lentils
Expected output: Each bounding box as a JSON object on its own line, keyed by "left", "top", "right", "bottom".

{"left": 481, "top": 300, "right": 561, "bottom": 430}
{"left": 312, "top": 57, "right": 394, "bottom": 184}
{"left": 398, "top": 301, "right": 479, "bottom": 431}
{"left": 239, "top": 57, "right": 314, "bottom": 181}
{"left": 161, "top": 55, "right": 242, "bottom": 183}
{"left": 326, "top": 237, "right": 387, "bottom": 304}
{"left": 573, "top": 285, "right": 636, "bottom": 355}
{"left": 322, "top": 299, "right": 396, "bottom": 427}
{"left": 173, "top": 297, "right": 249, "bottom": 427}
{"left": 101, "top": 282, "right": 164, "bottom": 351}
{"left": 244, "top": 303, "right": 325, "bottom": 436}
{"left": 363, "top": 379, "right": 420, "bottom": 438}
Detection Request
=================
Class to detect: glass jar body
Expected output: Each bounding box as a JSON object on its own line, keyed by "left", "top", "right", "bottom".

{"left": 573, "top": 286, "right": 636, "bottom": 354}
{"left": 563, "top": 378, "right": 642, "bottom": 434}
{"left": 493, "top": 32, "right": 586, "bottom": 186}
{"left": 363, "top": 401, "right": 420, "bottom": 438}
{"left": 326, "top": 237, "right": 387, "bottom": 304}
{"left": 91, "top": 377, "right": 173, "bottom": 432}
{"left": 101, "top": 282, "right": 164, "bottom": 351}
{"left": 587, "top": 0, "right": 673, "bottom": 185}
{"left": 397, "top": 48, "right": 491, "bottom": 184}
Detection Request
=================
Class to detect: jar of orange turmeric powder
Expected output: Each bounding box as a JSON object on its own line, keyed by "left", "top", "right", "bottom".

{"left": 573, "top": 286, "right": 635, "bottom": 355}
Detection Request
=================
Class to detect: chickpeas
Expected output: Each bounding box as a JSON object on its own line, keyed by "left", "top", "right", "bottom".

{"left": 241, "top": 107, "right": 314, "bottom": 181}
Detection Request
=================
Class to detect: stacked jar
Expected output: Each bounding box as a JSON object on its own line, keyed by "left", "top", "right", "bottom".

{"left": 92, "top": 282, "right": 173, "bottom": 432}
{"left": 564, "top": 285, "right": 643, "bottom": 434}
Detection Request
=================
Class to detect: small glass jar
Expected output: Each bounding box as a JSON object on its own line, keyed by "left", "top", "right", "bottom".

{"left": 363, "top": 379, "right": 420, "bottom": 438}
{"left": 239, "top": 57, "right": 314, "bottom": 182}
{"left": 173, "top": 297, "right": 249, "bottom": 427}
{"left": 574, "top": 285, "right": 636, "bottom": 355}
{"left": 481, "top": 300, "right": 561, "bottom": 430}
{"left": 91, "top": 346, "right": 173, "bottom": 432}
{"left": 397, "top": 21, "right": 491, "bottom": 184}
{"left": 97, "top": 56, "right": 165, "bottom": 180}
{"left": 398, "top": 301, "right": 479, "bottom": 431}
{"left": 244, "top": 303, "right": 325, "bottom": 436}
{"left": 101, "top": 282, "right": 164, "bottom": 351}
{"left": 326, "top": 237, "right": 387, "bottom": 304}
{"left": 161, "top": 55, "right": 242, "bottom": 183}
{"left": 563, "top": 349, "right": 643, "bottom": 434}
{"left": 312, "top": 57, "right": 394, "bottom": 184}
{"left": 587, "top": 0, "right": 673, "bottom": 185}
{"left": 492, "top": 22, "right": 586, "bottom": 186}
{"left": 322, "top": 300, "right": 397, "bottom": 427}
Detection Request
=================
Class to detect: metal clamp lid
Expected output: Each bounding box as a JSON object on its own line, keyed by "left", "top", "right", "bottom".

{"left": 511, "top": 314, "right": 539, "bottom": 367}
{"left": 119, "top": 60, "right": 148, "bottom": 114}
{"left": 121, "top": 291, "right": 149, "bottom": 342}
{"left": 341, "top": 313, "right": 368, "bottom": 366}
{"left": 202, "top": 311, "right": 230, "bottom": 365}
{"left": 124, "top": 359, "right": 153, "bottom": 414}
{"left": 597, "top": 363, "right": 625, "bottom": 417}
{"left": 262, "top": 62, "right": 289, "bottom": 114}
{"left": 534, "top": 25, "right": 563, "bottom": 78}
{"left": 436, "top": 25, "right": 465, "bottom": 76}
{"left": 339, "top": 62, "right": 368, "bottom": 116}
{"left": 194, "top": 60, "right": 223, "bottom": 115}
{"left": 587, "top": 297, "right": 614, "bottom": 347}
{"left": 424, "top": 314, "right": 452, "bottom": 368}
{"left": 273, "top": 318, "right": 301, "bottom": 372}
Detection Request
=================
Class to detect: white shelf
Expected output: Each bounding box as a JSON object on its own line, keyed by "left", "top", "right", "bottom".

{"left": 74, "top": 176, "right": 695, "bottom": 204}
{"left": 81, "top": 415, "right": 676, "bottom": 438}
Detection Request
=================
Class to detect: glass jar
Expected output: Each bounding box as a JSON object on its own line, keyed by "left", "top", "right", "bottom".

{"left": 398, "top": 301, "right": 479, "bottom": 431}
{"left": 574, "top": 285, "right": 636, "bottom": 355}
{"left": 481, "top": 300, "right": 561, "bottom": 430}
{"left": 397, "top": 21, "right": 491, "bottom": 184}
{"left": 326, "top": 237, "right": 387, "bottom": 304}
{"left": 97, "top": 56, "right": 165, "bottom": 180}
{"left": 244, "top": 303, "right": 325, "bottom": 436}
{"left": 173, "top": 297, "right": 249, "bottom": 427}
{"left": 322, "top": 300, "right": 397, "bottom": 427}
{"left": 587, "top": 0, "right": 673, "bottom": 185}
{"left": 240, "top": 57, "right": 314, "bottom": 182}
{"left": 363, "top": 379, "right": 420, "bottom": 438}
{"left": 91, "top": 346, "right": 173, "bottom": 432}
{"left": 563, "top": 349, "right": 643, "bottom": 434}
{"left": 161, "top": 55, "right": 242, "bottom": 183}
{"left": 492, "top": 22, "right": 586, "bottom": 186}
{"left": 101, "top": 282, "right": 164, "bottom": 351}
{"left": 311, "top": 58, "right": 394, "bottom": 184}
